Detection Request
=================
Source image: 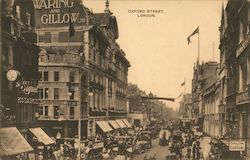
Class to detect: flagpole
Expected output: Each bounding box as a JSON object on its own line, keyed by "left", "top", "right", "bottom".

{"left": 213, "top": 41, "right": 215, "bottom": 61}
{"left": 198, "top": 27, "right": 200, "bottom": 65}
{"left": 184, "top": 78, "right": 186, "bottom": 95}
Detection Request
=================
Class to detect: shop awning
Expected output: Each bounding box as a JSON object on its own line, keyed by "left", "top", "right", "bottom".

{"left": 115, "top": 119, "right": 127, "bottom": 128}
{"left": 122, "top": 119, "right": 132, "bottom": 128}
{"left": 0, "top": 127, "right": 33, "bottom": 156}
{"left": 29, "top": 128, "right": 55, "bottom": 145}
{"left": 96, "top": 121, "right": 113, "bottom": 132}
{"left": 109, "top": 120, "right": 120, "bottom": 129}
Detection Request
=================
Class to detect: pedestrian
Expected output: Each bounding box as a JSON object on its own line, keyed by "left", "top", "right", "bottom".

{"left": 192, "top": 143, "right": 197, "bottom": 159}
{"left": 196, "top": 140, "right": 201, "bottom": 160}
{"left": 38, "top": 152, "right": 43, "bottom": 160}
{"left": 53, "top": 148, "right": 59, "bottom": 160}
{"left": 186, "top": 147, "right": 191, "bottom": 159}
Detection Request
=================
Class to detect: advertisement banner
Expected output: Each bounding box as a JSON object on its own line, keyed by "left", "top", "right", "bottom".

{"left": 33, "top": 0, "right": 87, "bottom": 27}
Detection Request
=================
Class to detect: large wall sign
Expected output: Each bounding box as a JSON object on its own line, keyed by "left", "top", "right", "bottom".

{"left": 33, "top": 0, "right": 87, "bottom": 27}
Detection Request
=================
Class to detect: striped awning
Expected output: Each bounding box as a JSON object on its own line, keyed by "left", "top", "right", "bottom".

{"left": 96, "top": 121, "right": 113, "bottom": 132}
{"left": 115, "top": 119, "right": 127, "bottom": 128}
{"left": 109, "top": 120, "right": 120, "bottom": 129}
{"left": 122, "top": 119, "right": 132, "bottom": 128}
{"left": 0, "top": 127, "right": 33, "bottom": 156}
{"left": 29, "top": 128, "right": 55, "bottom": 145}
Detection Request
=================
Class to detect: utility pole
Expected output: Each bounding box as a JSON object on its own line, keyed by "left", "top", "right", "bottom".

{"left": 77, "top": 2, "right": 90, "bottom": 160}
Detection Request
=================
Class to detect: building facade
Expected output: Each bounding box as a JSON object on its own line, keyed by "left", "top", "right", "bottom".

{"left": 35, "top": 0, "right": 89, "bottom": 138}
{"left": 234, "top": 0, "right": 250, "bottom": 157}
{"left": 203, "top": 79, "right": 221, "bottom": 138}
{"left": 179, "top": 93, "right": 193, "bottom": 130}
{"left": 87, "top": 8, "right": 130, "bottom": 137}
{"left": 191, "top": 61, "right": 219, "bottom": 131}
{"left": 34, "top": 0, "right": 130, "bottom": 139}
{"left": 218, "top": 3, "right": 228, "bottom": 141}
{"left": 179, "top": 93, "right": 192, "bottom": 120}
{"left": 1, "top": 0, "right": 41, "bottom": 158}
{"left": 1, "top": 0, "right": 40, "bottom": 137}
{"left": 218, "top": 0, "right": 250, "bottom": 157}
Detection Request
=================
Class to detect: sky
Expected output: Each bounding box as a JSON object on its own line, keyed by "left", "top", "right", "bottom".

{"left": 83, "top": 0, "right": 226, "bottom": 110}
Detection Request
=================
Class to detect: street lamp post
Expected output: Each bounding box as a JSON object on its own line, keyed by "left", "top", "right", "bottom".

{"left": 77, "top": 52, "right": 84, "bottom": 160}
{"left": 77, "top": 4, "right": 89, "bottom": 159}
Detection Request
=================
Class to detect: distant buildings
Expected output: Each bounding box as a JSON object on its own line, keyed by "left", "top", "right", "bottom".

{"left": 179, "top": 93, "right": 193, "bottom": 129}
{"left": 127, "top": 83, "right": 178, "bottom": 127}
{"left": 179, "top": 93, "right": 192, "bottom": 119}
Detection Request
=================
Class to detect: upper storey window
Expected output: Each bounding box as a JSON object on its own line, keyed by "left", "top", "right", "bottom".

{"left": 239, "top": 20, "right": 244, "bottom": 43}
{"left": 26, "top": 12, "right": 31, "bottom": 25}
{"left": 16, "top": 5, "right": 21, "bottom": 19}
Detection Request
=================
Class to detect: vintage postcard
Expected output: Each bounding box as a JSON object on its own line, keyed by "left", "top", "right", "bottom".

{"left": 0, "top": 0, "right": 249, "bottom": 159}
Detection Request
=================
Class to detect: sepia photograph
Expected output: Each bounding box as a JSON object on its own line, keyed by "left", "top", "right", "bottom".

{"left": 0, "top": 0, "right": 249, "bottom": 159}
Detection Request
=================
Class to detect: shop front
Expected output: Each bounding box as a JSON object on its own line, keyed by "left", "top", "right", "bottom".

{"left": 0, "top": 127, "right": 33, "bottom": 160}
{"left": 218, "top": 139, "right": 245, "bottom": 160}
{"left": 115, "top": 119, "right": 127, "bottom": 129}
{"left": 28, "top": 127, "right": 55, "bottom": 159}
{"left": 109, "top": 120, "right": 121, "bottom": 130}
{"left": 122, "top": 119, "right": 132, "bottom": 128}
{"left": 96, "top": 120, "right": 113, "bottom": 134}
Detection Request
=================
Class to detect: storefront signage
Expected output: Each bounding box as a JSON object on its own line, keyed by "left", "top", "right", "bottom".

{"left": 33, "top": 0, "right": 86, "bottom": 27}
{"left": 92, "top": 142, "right": 104, "bottom": 149}
{"left": 17, "top": 97, "right": 39, "bottom": 104}
{"left": 16, "top": 80, "right": 38, "bottom": 95}
{"left": 229, "top": 140, "right": 245, "bottom": 151}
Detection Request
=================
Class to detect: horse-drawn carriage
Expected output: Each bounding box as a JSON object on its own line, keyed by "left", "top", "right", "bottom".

{"left": 159, "top": 129, "right": 170, "bottom": 146}
{"left": 169, "top": 130, "right": 184, "bottom": 159}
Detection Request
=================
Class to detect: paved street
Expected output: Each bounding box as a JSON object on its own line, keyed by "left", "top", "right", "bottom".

{"left": 132, "top": 136, "right": 211, "bottom": 160}
{"left": 133, "top": 138, "right": 171, "bottom": 160}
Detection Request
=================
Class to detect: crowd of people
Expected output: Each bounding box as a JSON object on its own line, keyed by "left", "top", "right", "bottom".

{"left": 161, "top": 123, "right": 206, "bottom": 160}
{"left": 31, "top": 124, "right": 160, "bottom": 160}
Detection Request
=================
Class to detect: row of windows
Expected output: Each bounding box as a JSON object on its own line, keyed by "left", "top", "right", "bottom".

{"left": 89, "top": 91, "right": 105, "bottom": 109}
{"left": 38, "top": 87, "right": 75, "bottom": 100}
{"left": 39, "top": 71, "right": 59, "bottom": 81}
{"left": 116, "top": 85, "right": 126, "bottom": 94}
{"left": 89, "top": 73, "right": 105, "bottom": 86}
{"left": 117, "top": 70, "right": 127, "bottom": 82}
{"left": 116, "top": 98, "right": 126, "bottom": 110}
{"left": 204, "top": 97, "right": 219, "bottom": 114}
{"left": 38, "top": 88, "right": 58, "bottom": 100}
{"left": 239, "top": 57, "right": 250, "bottom": 92}
{"left": 14, "top": 5, "right": 31, "bottom": 26}
{"left": 38, "top": 32, "right": 83, "bottom": 43}
{"left": 39, "top": 106, "right": 75, "bottom": 119}
{"left": 39, "top": 71, "right": 75, "bottom": 82}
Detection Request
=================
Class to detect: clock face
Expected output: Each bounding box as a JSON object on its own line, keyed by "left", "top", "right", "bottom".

{"left": 6, "top": 70, "right": 18, "bottom": 81}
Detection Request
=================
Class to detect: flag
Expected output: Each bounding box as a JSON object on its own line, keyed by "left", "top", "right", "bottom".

{"left": 69, "top": 19, "right": 75, "bottom": 37}
{"left": 181, "top": 81, "right": 185, "bottom": 86}
{"left": 187, "top": 27, "right": 199, "bottom": 45}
